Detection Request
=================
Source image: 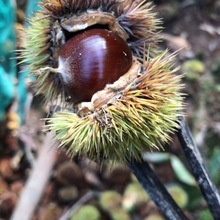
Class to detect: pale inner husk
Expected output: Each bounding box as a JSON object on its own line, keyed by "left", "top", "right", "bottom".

{"left": 76, "top": 58, "right": 141, "bottom": 116}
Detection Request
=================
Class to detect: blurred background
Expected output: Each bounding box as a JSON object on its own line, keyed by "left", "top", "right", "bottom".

{"left": 0, "top": 0, "right": 219, "bottom": 219}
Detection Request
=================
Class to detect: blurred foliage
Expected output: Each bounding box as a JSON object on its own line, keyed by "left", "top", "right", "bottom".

{"left": 122, "top": 182, "right": 150, "bottom": 212}
{"left": 199, "top": 209, "right": 213, "bottom": 220}
{"left": 166, "top": 183, "right": 188, "bottom": 208}
{"left": 99, "top": 191, "right": 122, "bottom": 211}
{"left": 207, "top": 148, "right": 220, "bottom": 186}
{"left": 182, "top": 60, "right": 205, "bottom": 81}
{"left": 144, "top": 152, "right": 196, "bottom": 185}
{"left": 70, "top": 205, "right": 101, "bottom": 220}
{"left": 170, "top": 155, "right": 196, "bottom": 186}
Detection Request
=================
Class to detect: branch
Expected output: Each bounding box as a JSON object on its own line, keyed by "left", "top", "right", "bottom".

{"left": 128, "top": 159, "right": 189, "bottom": 220}
{"left": 59, "top": 191, "right": 100, "bottom": 220}
{"left": 10, "top": 132, "right": 57, "bottom": 220}
{"left": 177, "top": 115, "right": 220, "bottom": 219}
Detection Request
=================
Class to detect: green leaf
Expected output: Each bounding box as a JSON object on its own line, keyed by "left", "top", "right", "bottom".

{"left": 199, "top": 209, "right": 213, "bottom": 220}
{"left": 207, "top": 148, "right": 220, "bottom": 185}
{"left": 170, "top": 155, "right": 196, "bottom": 186}
{"left": 143, "top": 152, "right": 171, "bottom": 163}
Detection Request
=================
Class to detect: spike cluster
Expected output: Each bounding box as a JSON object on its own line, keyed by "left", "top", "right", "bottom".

{"left": 21, "top": 0, "right": 161, "bottom": 103}
{"left": 48, "top": 52, "right": 183, "bottom": 162}
{"left": 20, "top": 0, "right": 184, "bottom": 162}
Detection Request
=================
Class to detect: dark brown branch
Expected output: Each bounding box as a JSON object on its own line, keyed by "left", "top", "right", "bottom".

{"left": 128, "top": 159, "right": 189, "bottom": 220}
{"left": 177, "top": 115, "right": 220, "bottom": 219}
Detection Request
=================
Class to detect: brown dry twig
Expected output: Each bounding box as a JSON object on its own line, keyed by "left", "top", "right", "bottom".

{"left": 10, "top": 132, "right": 57, "bottom": 220}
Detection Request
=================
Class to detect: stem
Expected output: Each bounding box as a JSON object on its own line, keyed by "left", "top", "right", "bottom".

{"left": 177, "top": 115, "right": 220, "bottom": 219}
{"left": 10, "top": 132, "right": 57, "bottom": 220}
{"left": 128, "top": 159, "right": 189, "bottom": 220}
{"left": 59, "top": 191, "right": 100, "bottom": 220}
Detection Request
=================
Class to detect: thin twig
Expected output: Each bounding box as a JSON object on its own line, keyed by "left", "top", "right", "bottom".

{"left": 177, "top": 115, "right": 220, "bottom": 219}
{"left": 128, "top": 159, "right": 189, "bottom": 220}
{"left": 59, "top": 191, "right": 100, "bottom": 220}
{"left": 10, "top": 132, "right": 57, "bottom": 220}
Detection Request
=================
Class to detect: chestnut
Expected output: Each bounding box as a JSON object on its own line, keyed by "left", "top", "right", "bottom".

{"left": 58, "top": 28, "right": 132, "bottom": 103}
{"left": 22, "top": 0, "right": 184, "bottom": 163}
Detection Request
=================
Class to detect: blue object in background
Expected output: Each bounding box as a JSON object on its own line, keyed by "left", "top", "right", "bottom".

{"left": 0, "top": 0, "right": 16, "bottom": 120}
{"left": 26, "top": 0, "right": 41, "bottom": 18}
{"left": 0, "top": 0, "right": 41, "bottom": 124}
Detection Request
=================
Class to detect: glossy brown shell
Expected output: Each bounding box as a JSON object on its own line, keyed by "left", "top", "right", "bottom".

{"left": 58, "top": 28, "right": 132, "bottom": 103}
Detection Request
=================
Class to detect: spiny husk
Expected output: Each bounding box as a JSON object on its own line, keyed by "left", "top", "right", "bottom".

{"left": 42, "top": 0, "right": 161, "bottom": 55}
{"left": 20, "top": 13, "right": 51, "bottom": 71}
{"left": 19, "top": 12, "right": 62, "bottom": 102}
{"left": 47, "top": 52, "right": 184, "bottom": 163}
{"left": 21, "top": 0, "right": 161, "bottom": 104}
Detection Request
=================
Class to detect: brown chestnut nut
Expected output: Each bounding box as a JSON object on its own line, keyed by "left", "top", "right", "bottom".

{"left": 58, "top": 28, "right": 132, "bottom": 103}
